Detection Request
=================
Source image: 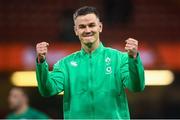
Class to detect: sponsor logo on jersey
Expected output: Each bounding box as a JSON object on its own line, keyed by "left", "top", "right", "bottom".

{"left": 70, "top": 61, "right": 78, "bottom": 67}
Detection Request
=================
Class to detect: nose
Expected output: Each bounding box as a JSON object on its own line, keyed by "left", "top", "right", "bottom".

{"left": 84, "top": 26, "right": 91, "bottom": 33}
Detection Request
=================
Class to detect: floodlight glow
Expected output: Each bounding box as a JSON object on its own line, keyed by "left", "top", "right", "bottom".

{"left": 11, "top": 70, "right": 174, "bottom": 95}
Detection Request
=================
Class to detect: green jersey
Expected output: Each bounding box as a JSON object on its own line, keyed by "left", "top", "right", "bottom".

{"left": 6, "top": 107, "right": 49, "bottom": 119}
{"left": 36, "top": 43, "right": 145, "bottom": 119}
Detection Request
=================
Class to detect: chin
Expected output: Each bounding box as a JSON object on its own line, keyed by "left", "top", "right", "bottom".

{"left": 9, "top": 106, "right": 15, "bottom": 110}
{"left": 85, "top": 41, "right": 93, "bottom": 44}
{"left": 84, "top": 39, "right": 95, "bottom": 43}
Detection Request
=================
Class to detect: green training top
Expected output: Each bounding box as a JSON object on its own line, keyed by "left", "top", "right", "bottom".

{"left": 36, "top": 42, "right": 145, "bottom": 119}
{"left": 6, "top": 107, "right": 49, "bottom": 119}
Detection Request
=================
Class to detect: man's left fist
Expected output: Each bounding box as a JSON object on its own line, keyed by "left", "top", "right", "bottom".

{"left": 125, "top": 38, "right": 138, "bottom": 58}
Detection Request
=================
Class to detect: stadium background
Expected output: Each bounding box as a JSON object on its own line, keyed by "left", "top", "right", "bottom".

{"left": 0, "top": 0, "right": 180, "bottom": 118}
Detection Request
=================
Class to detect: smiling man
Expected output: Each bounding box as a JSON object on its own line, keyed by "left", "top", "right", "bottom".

{"left": 36, "top": 6, "right": 145, "bottom": 119}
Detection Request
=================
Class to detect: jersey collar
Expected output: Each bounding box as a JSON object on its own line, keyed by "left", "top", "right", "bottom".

{"left": 81, "top": 42, "right": 104, "bottom": 57}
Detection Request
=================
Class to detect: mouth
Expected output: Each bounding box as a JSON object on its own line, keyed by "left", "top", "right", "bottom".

{"left": 83, "top": 36, "right": 93, "bottom": 38}
{"left": 82, "top": 32, "right": 94, "bottom": 38}
{"left": 82, "top": 36, "right": 94, "bottom": 42}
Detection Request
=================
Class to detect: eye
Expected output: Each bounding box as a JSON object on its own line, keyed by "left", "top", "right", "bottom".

{"left": 78, "top": 25, "right": 86, "bottom": 29}
{"left": 89, "top": 23, "right": 96, "bottom": 28}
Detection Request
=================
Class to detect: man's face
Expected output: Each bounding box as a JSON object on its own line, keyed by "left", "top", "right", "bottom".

{"left": 8, "top": 88, "right": 25, "bottom": 110}
{"left": 74, "top": 13, "right": 102, "bottom": 45}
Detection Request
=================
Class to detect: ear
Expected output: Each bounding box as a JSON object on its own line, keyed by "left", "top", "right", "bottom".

{"left": 74, "top": 26, "right": 78, "bottom": 36}
{"left": 99, "top": 22, "right": 103, "bottom": 33}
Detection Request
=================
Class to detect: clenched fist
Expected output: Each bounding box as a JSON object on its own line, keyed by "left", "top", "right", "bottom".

{"left": 36, "top": 42, "right": 49, "bottom": 61}
{"left": 125, "top": 38, "right": 138, "bottom": 58}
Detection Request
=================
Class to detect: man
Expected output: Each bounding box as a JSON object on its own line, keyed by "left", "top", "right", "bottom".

{"left": 36, "top": 6, "right": 145, "bottom": 119}
{"left": 6, "top": 87, "right": 49, "bottom": 119}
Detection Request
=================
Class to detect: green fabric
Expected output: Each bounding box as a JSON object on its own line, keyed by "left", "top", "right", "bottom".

{"left": 6, "top": 107, "right": 49, "bottom": 119}
{"left": 36, "top": 43, "right": 145, "bottom": 119}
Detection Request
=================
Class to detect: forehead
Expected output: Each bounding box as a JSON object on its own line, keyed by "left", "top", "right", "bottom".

{"left": 10, "top": 89, "right": 23, "bottom": 96}
{"left": 74, "top": 13, "right": 99, "bottom": 25}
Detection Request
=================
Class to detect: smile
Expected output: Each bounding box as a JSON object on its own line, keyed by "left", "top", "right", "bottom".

{"left": 83, "top": 36, "right": 94, "bottom": 39}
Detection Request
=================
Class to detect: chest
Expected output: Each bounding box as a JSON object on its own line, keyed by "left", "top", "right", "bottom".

{"left": 67, "top": 54, "right": 121, "bottom": 95}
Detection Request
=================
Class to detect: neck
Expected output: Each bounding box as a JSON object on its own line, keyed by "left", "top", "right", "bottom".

{"left": 82, "top": 40, "right": 100, "bottom": 53}
{"left": 15, "top": 104, "right": 28, "bottom": 115}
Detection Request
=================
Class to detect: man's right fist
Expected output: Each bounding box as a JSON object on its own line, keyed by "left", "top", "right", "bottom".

{"left": 36, "top": 42, "right": 49, "bottom": 60}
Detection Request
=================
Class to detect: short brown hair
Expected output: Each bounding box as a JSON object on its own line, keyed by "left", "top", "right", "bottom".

{"left": 73, "top": 6, "right": 100, "bottom": 21}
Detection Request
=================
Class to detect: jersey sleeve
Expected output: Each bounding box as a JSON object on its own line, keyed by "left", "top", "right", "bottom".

{"left": 36, "top": 59, "right": 66, "bottom": 96}
{"left": 120, "top": 52, "right": 145, "bottom": 92}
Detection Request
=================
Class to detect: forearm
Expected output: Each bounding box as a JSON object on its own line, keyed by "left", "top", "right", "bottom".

{"left": 128, "top": 53, "right": 145, "bottom": 92}
{"left": 36, "top": 60, "right": 59, "bottom": 97}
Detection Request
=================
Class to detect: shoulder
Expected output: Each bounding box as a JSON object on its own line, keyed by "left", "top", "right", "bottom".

{"left": 103, "top": 47, "right": 127, "bottom": 56}
{"left": 54, "top": 51, "right": 81, "bottom": 65}
{"left": 63, "top": 51, "right": 81, "bottom": 61}
{"left": 6, "top": 113, "right": 14, "bottom": 119}
{"left": 28, "top": 107, "right": 49, "bottom": 118}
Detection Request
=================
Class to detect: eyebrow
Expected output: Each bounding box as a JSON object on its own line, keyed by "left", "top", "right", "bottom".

{"left": 78, "top": 22, "right": 96, "bottom": 27}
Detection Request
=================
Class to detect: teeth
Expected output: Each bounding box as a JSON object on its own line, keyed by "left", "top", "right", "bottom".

{"left": 85, "top": 34, "right": 93, "bottom": 37}
{"left": 84, "top": 33, "right": 93, "bottom": 37}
